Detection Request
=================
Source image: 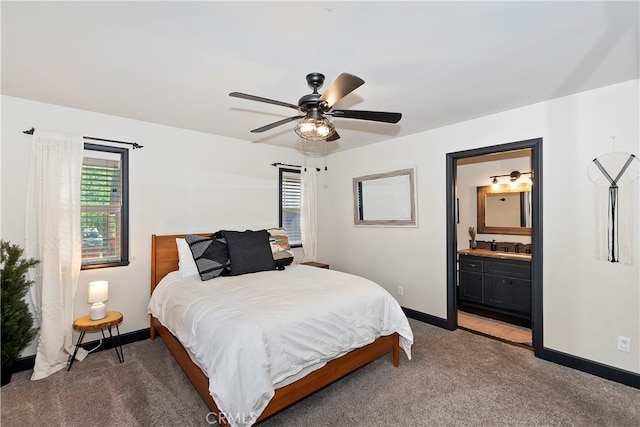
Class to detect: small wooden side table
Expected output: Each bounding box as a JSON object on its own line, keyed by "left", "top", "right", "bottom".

{"left": 301, "top": 261, "right": 329, "bottom": 269}
{"left": 68, "top": 311, "right": 124, "bottom": 371}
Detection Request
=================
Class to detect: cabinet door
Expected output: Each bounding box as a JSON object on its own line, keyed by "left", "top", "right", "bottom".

{"left": 459, "top": 271, "right": 483, "bottom": 303}
{"left": 485, "top": 274, "right": 531, "bottom": 314}
{"left": 510, "top": 279, "right": 531, "bottom": 313}
{"left": 484, "top": 274, "right": 510, "bottom": 309}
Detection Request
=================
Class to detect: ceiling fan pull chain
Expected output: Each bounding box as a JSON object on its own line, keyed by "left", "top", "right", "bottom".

{"left": 304, "top": 139, "right": 308, "bottom": 171}
{"left": 324, "top": 143, "right": 328, "bottom": 171}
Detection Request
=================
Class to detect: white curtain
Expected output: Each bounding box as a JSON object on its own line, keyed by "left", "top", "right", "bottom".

{"left": 26, "top": 130, "right": 87, "bottom": 380}
{"left": 301, "top": 167, "right": 317, "bottom": 263}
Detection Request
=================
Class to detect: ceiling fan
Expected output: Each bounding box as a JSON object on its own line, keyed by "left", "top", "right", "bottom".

{"left": 229, "top": 72, "right": 402, "bottom": 142}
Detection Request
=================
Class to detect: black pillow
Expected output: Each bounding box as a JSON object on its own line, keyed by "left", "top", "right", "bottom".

{"left": 223, "top": 230, "right": 276, "bottom": 276}
{"left": 185, "top": 232, "right": 231, "bottom": 281}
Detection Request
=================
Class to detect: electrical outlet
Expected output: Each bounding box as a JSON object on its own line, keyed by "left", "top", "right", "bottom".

{"left": 398, "top": 286, "right": 404, "bottom": 296}
{"left": 617, "top": 336, "right": 631, "bottom": 353}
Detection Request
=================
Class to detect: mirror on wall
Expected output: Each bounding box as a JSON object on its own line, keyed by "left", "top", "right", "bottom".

{"left": 353, "top": 168, "right": 416, "bottom": 226}
{"left": 477, "top": 185, "right": 531, "bottom": 235}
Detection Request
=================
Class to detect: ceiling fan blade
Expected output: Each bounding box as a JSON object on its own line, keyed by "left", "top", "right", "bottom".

{"left": 251, "top": 115, "right": 304, "bottom": 133}
{"left": 330, "top": 109, "right": 402, "bottom": 123}
{"left": 326, "top": 130, "right": 340, "bottom": 142}
{"left": 319, "top": 73, "right": 365, "bottom": 109}
{"left": 230, "top": 92, "right": 302, "bottom": 112}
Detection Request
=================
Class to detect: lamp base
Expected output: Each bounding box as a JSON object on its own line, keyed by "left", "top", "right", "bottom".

{"left": 90, "top": 302, "right": 106, "bottom": 320}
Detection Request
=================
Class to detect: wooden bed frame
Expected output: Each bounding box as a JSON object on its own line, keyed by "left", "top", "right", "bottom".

{"left": 150, "top": 233, "right": 400, "bottom": 425}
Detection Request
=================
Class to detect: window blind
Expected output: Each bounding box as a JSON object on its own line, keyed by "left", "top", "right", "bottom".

{"left": 280, "top": 170, "right": 302, "bottom": 246}
{"left": 81, "top": 156, "right": 122, "bottom": 265}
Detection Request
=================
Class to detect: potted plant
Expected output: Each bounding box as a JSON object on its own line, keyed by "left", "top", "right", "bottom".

{"left": 468, "top": 226, "right": 477, "bottom": 249}
{"left": 1, "top": 240, "right": 39, "bottom": 386}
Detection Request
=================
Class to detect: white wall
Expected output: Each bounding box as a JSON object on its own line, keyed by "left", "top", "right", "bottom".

{"left": 1, "top": 95, "right": 314, "bottom": 355}
{"left": 318, "top": 79, "right": 639, "bottom": 374}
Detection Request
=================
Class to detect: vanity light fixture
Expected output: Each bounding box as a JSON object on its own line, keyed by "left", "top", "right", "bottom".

{"left": 489, "top": 170, "right": 532, "bottom": 186}
{"left": 490, "top": 176, "right": 500, "bottom": 191}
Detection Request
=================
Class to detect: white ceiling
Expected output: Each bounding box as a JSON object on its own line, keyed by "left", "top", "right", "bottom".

{"left": 2, "top": 1, "right": 638, "bottom": 154}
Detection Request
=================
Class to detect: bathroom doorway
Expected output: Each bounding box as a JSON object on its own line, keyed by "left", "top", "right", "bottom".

{"left": 446, "top": 138, "right": 543, "bottom": 356}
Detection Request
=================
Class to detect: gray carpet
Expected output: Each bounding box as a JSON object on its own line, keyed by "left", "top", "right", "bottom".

{"left": 2, "top": 319, "right": 639, "bottom": 426}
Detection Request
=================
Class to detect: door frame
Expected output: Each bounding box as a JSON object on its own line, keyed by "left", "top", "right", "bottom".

{"left": 445, "top": 138, "right": 543, "bottom": 355}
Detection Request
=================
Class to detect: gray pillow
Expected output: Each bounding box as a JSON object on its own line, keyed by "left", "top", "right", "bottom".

{"left": 185, "top": 232, "right": 230, "bottom": 281}
{"left": 223, "top": 230, "right": 276, "bottom": 276}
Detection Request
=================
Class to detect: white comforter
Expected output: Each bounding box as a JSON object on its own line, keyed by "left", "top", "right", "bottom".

{"left": 148, "top": 264, "right": 413, "bottom": 427}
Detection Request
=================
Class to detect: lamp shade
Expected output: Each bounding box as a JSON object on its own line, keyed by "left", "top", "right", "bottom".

{"left": 88, "top": 281, "right": 108, "bottom": 320}
{"left": 88, "top": 280, "right": 109, "bottom": 303}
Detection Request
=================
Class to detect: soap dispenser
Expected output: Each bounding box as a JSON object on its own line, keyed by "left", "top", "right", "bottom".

{"left": 491, "top": 240, "right": 497, "bottom": 251}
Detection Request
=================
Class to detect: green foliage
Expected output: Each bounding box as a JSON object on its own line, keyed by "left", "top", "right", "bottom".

{"left": 1, "top": 240, "right": 39, "bottom": 369}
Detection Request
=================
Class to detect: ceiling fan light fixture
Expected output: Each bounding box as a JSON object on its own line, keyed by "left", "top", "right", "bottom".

{"left": 231, "top": 72, "right": 401, "bottom": 143}
{"left": 295, "top": 117, "right": 335, "bottom": 141}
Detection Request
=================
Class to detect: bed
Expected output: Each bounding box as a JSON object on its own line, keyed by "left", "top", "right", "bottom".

{"left": 148, "top": 233, "right": 413, "bottom": 426}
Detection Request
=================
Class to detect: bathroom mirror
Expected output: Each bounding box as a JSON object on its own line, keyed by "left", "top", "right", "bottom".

{"left": 477, "top": 185, "right": 531, "bottom": 235}
{"left": 353, "top": 168, "right": 416, "bottom": 226}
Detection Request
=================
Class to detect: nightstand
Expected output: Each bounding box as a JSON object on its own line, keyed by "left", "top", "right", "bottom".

{"left": 301, "top": 261, "right": 329, "bottom": 269}
{"left": 68, "top": 311, "right": 124, "bottom": 370}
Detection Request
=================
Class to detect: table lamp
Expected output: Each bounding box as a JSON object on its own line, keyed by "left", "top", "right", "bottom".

{"left": 88, "top": 280, "right": 109, "bottom": 320}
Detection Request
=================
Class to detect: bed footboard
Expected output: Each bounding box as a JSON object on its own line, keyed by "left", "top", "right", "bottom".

{"left": 151, "top": 316, "right": 399, "bottom": 424}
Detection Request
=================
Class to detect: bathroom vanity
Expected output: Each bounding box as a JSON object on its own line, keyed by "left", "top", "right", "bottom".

{"left": 457, "top": 249, "right": 532, "bottom": 321}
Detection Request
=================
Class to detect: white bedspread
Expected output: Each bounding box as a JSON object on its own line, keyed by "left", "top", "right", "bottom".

{"left": 148, "top": 264, "right": 413, "bottom": 427}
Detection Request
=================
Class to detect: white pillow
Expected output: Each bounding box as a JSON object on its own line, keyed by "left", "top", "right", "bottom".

{"left": 176, "top": 238, "right": 199, "bottom": 277}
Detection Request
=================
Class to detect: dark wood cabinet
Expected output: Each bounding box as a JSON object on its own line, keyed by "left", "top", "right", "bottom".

{"left": 458, "top": 253, "right": 531, "bottom": 319}
{"left": 459, "top": 271, "right": 484, "bottom": 303}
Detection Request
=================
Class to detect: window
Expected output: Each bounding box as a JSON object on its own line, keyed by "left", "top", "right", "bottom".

{"left": 279, "top": 168, "right": 302, "bottom": 247}
{"left": 81, "top": 143, "right": 129, "bottom": 269}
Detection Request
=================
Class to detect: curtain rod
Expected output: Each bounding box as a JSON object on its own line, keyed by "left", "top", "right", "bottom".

{"left": 271, "top": 162, "right": 325, "bottom": 171}
{"left": 22, "top": 127, "right": 144, "bottom": 149}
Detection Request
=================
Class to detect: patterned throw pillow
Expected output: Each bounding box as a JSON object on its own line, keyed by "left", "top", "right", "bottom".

{"left": 185, "top": 232, "right": 231, "bottom": 281}
{"left": 268, "top": 227, "right": 295, "bottom": 270}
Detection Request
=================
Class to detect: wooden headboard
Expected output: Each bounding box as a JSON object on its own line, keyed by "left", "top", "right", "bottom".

{"left": 150, "top": 233, "right": 210, "bottom": 293}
